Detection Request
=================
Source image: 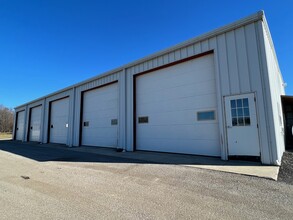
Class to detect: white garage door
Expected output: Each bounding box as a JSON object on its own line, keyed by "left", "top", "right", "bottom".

{"left": 29, "top": 105, "right": 42, "bottom": 142}
{"left": 136, "top": 54, "right": 220, "bottom": 156}
{"left": 16, "top": 111, "right": 25, "bottom": 141}
{"left": 49, "top": 98, "right": 69, "bottom": 144}
{"left": 81, "top": 83, "right": 118, "bottom": 147}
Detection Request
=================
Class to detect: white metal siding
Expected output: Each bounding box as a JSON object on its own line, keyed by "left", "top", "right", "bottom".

{"left": 13, "top": 12, "right": 284, "bottom": 165}
{"left": 126, "top": 22, "right": 265, "bottom": 150}
{"left": 81, "top": 83, "right": 118, "bottom": 147}
{"left": 29, "top": 105, "right": 42, "bottom": 142}
{"left": 136, "top": 54, "right": 220, "bottom": 156}
{"left": 49, "top": 98, "right": 69, "bottom": 144}
{"left": 16, "top": 111, "right": 25, "bottom": 141}
{"left": 261, "top": 23, "right": 285, "bottom": 164}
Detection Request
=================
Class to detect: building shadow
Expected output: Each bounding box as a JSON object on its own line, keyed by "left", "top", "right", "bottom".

{"left": 0, "top": 140, "right": 263, "bottom": 167}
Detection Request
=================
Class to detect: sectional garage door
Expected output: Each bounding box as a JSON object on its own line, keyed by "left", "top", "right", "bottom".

{"left": 15, "top": 111, "right": 25, "bottom": 141}
{"left": 28, "top": 105, "right": 42, "bottom": 142}
{"left": 49, "top": 98, "right": 69, "bottom": 144}
{"left": 135, "top": 54, "right": 220, "bottom": 156}
{"left": 81, "top": 83, "right": 118, "bottom": 147}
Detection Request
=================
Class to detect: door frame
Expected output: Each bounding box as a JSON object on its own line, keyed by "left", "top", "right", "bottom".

{"left": 133, "top": 50, "right": 214, "bottom": 151}
{"left": 79, "top": 80, "right": 118, "bottom": 146}
{"left": 281, "top": 95, "right": 293, "bottom": 151}
{"left": 14, "top": 110, "right": 25, "bottom": 140}
{"left": 224, "top": 92, "right": 261, "bottom": 158}
{"left": 47, "top": 96, "right": 69, "bottom": 144}
{"left": 27, "top": 105, "right": 42, "bottom": 142}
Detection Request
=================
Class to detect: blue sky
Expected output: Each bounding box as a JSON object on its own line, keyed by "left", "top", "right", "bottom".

{"left": 0, "top": 0, "right": 292, "bottom": 108}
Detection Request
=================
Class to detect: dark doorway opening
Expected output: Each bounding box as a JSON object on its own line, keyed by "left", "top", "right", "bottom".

{"left": 282, "top": 96, "right": 293, "bottom": 151}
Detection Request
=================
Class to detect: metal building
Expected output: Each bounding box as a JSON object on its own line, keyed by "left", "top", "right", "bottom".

{"left": 13, "top": 11, "right": 287, "bottom": 165}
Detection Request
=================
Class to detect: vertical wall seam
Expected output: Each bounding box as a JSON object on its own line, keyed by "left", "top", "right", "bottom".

{"left": 244, "top": 25, "right": 253, "bottom": 92}
{"left": 233, "top": 31, "right": 241, "bottom": 93}
{"left": 224, "top": 33, "right": 231, "bottom": 95}
{"left": 215, "top": 38, "right": 228, "bottom": 159}
{"left": 255, "top": 21, "right": 274, "bottom": 164}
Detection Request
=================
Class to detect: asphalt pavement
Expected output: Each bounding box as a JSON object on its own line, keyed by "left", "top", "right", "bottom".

{"left": 0, "top": 140, "right": 293, "bottom": 220}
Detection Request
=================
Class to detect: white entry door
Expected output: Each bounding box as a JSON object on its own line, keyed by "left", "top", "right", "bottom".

{"left": 224, "top": 93, "right": 260, "bottom": 156}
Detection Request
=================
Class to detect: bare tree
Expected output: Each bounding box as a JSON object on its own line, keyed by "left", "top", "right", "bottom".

{"left": 0, "top": 105, "right": 14, "bottom": 133}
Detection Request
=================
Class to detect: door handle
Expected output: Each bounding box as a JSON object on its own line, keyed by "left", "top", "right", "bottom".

{"left": 291, "top": 125, "right": 293, "bottom": 136}
{"left": 227, "top": 125, "right": 232, "bottom": 128}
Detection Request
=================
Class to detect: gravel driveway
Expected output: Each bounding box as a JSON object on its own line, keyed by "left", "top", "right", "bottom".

{"left": 0, "top": 141, "right": 293, "bottom": 220}
{"left": 278, "top": 151, "right": 293, "bottom": 184}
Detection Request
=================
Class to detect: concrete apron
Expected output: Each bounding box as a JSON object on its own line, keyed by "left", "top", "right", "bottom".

{"left": 71, "top": 146, "right": 279, "bottom": 181}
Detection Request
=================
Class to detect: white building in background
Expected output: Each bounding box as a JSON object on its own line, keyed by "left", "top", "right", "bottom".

{"left": 13, "top": 11, "right": 288, "bottom": 165}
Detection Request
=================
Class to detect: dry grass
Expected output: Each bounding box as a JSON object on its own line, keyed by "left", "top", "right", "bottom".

{"left": 0, "top": 132, "right": 12, "bottom": 140}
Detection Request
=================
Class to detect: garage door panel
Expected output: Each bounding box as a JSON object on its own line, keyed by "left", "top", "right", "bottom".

{"left": 137, "top": 59, "right": 215, "bottom": 92}
{"left": 82, "top": 137, "right": 117, "bottom": 147}
{"left": 138, "top": 138, "right": 220, "bottom": 156}
{"left": 138, "top": 124, "right": 219, "bottom": 140}
{"left": 137, "top": 86, "right": 217, "bottom": 104}
{"left": 85, "top": 98, "right": 117, "bottom": 109}
{"left": 136, "top": 54, "right": 220, "bottom": 156}
{"left": 49, "top": 98, "right": 69, "bottom": 144}
{"left": 82, "top": 83, "right": 118, "bottom": 148}
{"left": 138, "top": 94, "right": 217, "bottom": 114}
{"left": 16, "top": 111, "right": 25, "bottom": 141}
{"left": 29, "top": 106, "right": 42, "bottom": 142}
{"left": 137, "top": 81, "right": 216, "bottom": 103}
{"left": 83, "top": 127, "right": 117, "bottom": 138}
{"left": 83, "top": 112, "right": 117, "bottom": 121}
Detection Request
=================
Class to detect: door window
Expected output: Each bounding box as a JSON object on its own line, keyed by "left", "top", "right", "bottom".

{"left": 230, "top": 98, "right": 250, "bottom": 126}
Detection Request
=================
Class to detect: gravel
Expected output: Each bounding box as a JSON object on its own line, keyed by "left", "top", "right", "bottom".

{"left": 278, "top": 151, "right": 293, "bottom": 184}
{"left": 1, "top": 141, "right": 293, "bottom": 220}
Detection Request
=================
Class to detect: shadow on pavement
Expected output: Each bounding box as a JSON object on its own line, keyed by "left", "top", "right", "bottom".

{"left": 0, "top": 140, "right": 262, "bottom": 167}
{"left": 0, "top": 140, "right": 148, "bottom": 163}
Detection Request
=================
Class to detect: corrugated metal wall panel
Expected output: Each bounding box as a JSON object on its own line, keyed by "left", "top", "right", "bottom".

{"left": 201, "top": 40, "right": 209, "bottom": 52}
{"left": 194, "top": 42, "right": 201, "bottom": 54}
{"left": 180, "top": 47, "right": 188, "bottom": 59}
{"left": 187, "top": 45, "right": 193, "bottom": 57}
{"left": 152, "top": 58, "right": 158, "bottom": 69}
{"left": 245, "top": 22, "right": 271, "bottom": 164}
{"left": 261, "top": 22, "right": 285, "bottom": 164}
{"left": 245, "top": 23, "right": 262, "bottom": 92}
{"left": 235, "top": 27, "right": 251, "bottom": 93}
{"left": 174, "top": 50, "right": 181, "bottom": 61}
{"left": 226, "top": 31, "right": 240, "bottom": 94}
{"left": 72, "top": 91, "right": 81, "bottom": 146}
{"left": 169, "top": 51, "right": 175, "bottom": 63}
{"left": 75, "top": 73, "right": 119, "bottom": 92}
{"left": 216, "top": 33, "right": 230, "bottom": 96}
{"left": 209, "top": 36, "right": 227, "bottom": 159}
{"left": 126, "top": 72, "right": 134, "bottom": 151}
